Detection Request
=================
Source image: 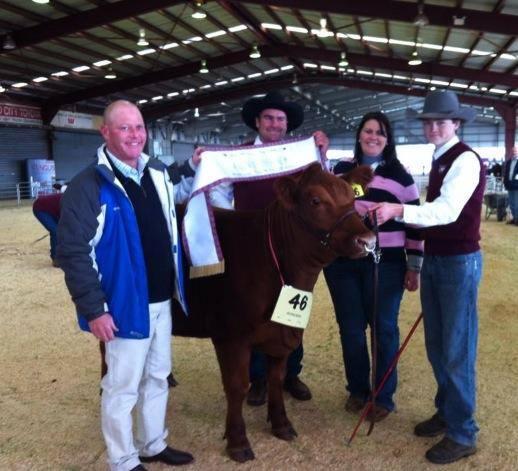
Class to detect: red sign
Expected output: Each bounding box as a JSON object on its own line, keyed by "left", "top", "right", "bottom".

{"left": 0, "top": 103, "right": 42, "bottom": 124}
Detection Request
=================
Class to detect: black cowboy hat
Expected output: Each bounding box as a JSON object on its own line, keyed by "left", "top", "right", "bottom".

{"left": 417, "top": 90, "right": 476, "bottom": 122}
{"left": 241, "top": 91, "right": 304, "bottom": 132}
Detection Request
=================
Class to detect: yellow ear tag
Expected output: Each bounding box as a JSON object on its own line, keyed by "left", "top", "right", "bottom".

{"left": 350, "top": 183, "right": 364, "bottom": 198}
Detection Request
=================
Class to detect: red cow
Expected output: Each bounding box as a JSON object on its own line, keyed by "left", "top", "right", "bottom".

{"left": 172, "top": 163, "right": 375, "bottom": 462}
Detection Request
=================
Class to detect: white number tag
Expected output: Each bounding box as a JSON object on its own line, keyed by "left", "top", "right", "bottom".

{"left": 271, "top": 285, "right": 313, "bottom": 329}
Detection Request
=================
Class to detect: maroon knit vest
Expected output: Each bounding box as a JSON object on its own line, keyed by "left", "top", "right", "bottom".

{"left": 423, "top": 141, "right": 485, "bottom": 255}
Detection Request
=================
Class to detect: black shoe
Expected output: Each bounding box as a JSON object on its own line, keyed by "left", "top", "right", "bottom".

{"left": 167, "top": 373, "right": 179, "bottom": 388}
{"left": 130, "top": 466, "right": 148, "bottom": 471}
{"left": 140, "top": 446, "right": 194, "bottom": 466}
{"left": 414, "top": 413, "right": 447, "bottom": 437}
{"left": 247, "top": 379, "right": 267, "bottom": 406}
{"left": 425, "top": 437, "right": 477, "bottom": 464}
{"left": 284, "top": 376, "right": 312, "bottom": 401}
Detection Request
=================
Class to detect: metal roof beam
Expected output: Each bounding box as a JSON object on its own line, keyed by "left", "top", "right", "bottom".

{"left": 0, "top": 0, "right": 184, "bottom": 53}
{"left": 141, "top": 73, "right": 511, "bottom": 122}
{"left": 235, "top": 0, "right": 518, "bottom": 36}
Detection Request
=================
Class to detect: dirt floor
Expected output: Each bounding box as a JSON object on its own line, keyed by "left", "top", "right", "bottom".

{"left": 0, "top": 204, "right": 516, "bottom": 471}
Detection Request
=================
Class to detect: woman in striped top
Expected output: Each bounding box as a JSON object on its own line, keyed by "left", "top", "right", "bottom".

{"left": 324, "top": 111, "right": 424, "bottom": 422}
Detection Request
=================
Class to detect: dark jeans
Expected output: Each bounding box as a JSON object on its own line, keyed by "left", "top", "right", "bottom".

{"left": 249, "top": 344, "right": 304, "bottom": 382}
{"left": 33, "top": 210, "right": 59, "bottom": 260}
{"left": 324, "top": 257, "right": 405, "bottom": 411}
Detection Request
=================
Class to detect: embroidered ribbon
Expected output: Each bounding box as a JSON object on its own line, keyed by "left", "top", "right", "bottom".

{"left": 183, "top": 136, "right": 325, "bottom": 278}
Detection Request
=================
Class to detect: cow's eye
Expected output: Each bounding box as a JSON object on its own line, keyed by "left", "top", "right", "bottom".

{"left": 311, "top": 196, "right": 320, "bottom": 206}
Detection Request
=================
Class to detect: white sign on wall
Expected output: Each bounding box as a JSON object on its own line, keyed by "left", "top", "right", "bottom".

{"left": 50, "top": 110, "right": 102, "bottom": 130}
{"left": 0, "top": 102, "right": 42, "bottom": 125}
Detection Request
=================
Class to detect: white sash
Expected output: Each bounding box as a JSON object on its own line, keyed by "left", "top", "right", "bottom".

{"left": 183, "top": 136, "right": 324, "bottom": 278}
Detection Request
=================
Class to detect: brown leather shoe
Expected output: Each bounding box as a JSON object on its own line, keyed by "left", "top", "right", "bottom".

{"left": 140, "top": 446, "right": 194, "bottom": 466}
{"left": 345, "top": 395, "right": 366, "bottom": 413}
{"left": 247, "top": 379, "right": 267, "bottom": 406}
{"left": 284, "top": 376, "right": 312, "bottom": 401}
{"left": 366, "top": 404, "right": 391, "bottom": 422}
{"left": 425, "top": 437, "right": 477, "bottom": 464}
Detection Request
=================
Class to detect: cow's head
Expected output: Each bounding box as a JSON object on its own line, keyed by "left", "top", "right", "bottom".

{"left": 274, "top": 163, "right": 375, "bottom": 261}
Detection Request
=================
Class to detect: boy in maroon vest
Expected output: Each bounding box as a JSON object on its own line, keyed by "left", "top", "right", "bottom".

{"left": 372, "top": 90, "right": 484, "bottom": 465}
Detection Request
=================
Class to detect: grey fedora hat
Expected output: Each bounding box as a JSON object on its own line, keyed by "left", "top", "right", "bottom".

{"left": 417, "top": 90, "right": 476, "bottom": 122}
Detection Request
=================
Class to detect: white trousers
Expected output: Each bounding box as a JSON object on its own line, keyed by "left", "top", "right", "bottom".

{"left": 101, "top": 300, "right": 172, "bottom": 471}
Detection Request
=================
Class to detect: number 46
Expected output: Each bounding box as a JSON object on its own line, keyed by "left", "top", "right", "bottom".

{"left": 289, "top": 294, "right": 308, "bottom": 311}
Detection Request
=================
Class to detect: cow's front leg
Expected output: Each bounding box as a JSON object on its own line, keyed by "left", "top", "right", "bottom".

{"left": 266, "top": 354, "right": 298, "bottom": 441}
{"left": 213, "top": 339, "right": 255, "bottom": 463}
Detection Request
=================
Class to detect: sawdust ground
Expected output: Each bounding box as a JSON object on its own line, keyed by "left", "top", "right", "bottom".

{"left": 0, "top": 204, "right": 516, "bottom": 471}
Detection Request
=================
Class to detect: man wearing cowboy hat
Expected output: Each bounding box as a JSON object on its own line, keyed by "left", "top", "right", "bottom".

{"left": 195, "top": 91, "right": 329, "bottom": 406}
{"left": 372, "top": 90, "right": 484, "bottom": 464}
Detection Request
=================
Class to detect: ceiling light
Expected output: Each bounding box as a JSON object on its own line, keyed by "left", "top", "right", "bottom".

{"left": 408, "top": 50, "right": 423, "bottom": 66}
{"left": 199, "top": 59, "right": 209, "bottom": 73}
{"left": 2, "top": 34, "right": 16, "bottom": 50}
{"left": 105, "top": 68, "right": 117, "bottom": 79}
{"left": 338, "top": 51, "right": 349, "bottom": 67}
{"left": 194, "top": 107, "right": 200, "bottom": 118}
{"left": 316, "top": 17, "right": 333, "bottom": 38}
{"left": 249, "top": 45, "right": 261, "bottom": 59}
{"left": 413, "top": 1, "right": 429, "bottom": 27}
{"left": 192, "top": 8, "right": 206, "bottom": 19}
{"left": 137, "top": 28, "right": 149, "bottom": 47}
{"left": 0, "top": 84, "right": 6, "bottom": 93}
{"left": 32, "top": 0, "right": 50, "bottom": 3}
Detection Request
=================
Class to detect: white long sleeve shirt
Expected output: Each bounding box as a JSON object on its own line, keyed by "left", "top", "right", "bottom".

{"left": 403, "top": 136, "right": 481, "bottom": 228}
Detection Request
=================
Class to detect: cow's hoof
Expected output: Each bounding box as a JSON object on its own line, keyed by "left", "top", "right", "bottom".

{"left": 272, "top": 425, "right": 298, "bottom": 441}
{"left": 227, "top": 446, "right": 255, "bottom": 462}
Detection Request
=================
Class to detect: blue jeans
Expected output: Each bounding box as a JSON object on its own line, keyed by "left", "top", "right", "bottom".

{"left": 324, "top": 258, "right": 405, "bottom": 411}
{"left": 249, "top": 344, "right": 303, "bottom": 382}
{"left": 508, "top": 189, "right": 518, "bottom": 220}
{"left": 420, "top": 251, "right": 482, "bottom": 446}
{"left": 33, "top": 209, "right": 59, "bottom": 259}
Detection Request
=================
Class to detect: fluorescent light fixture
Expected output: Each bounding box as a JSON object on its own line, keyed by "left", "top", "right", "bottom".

{"left": 264, "top": 68, "right": 279, "bottom": 74}
{"left": 51, "top": 71, "right": 69, "bottom": 77}
{"left": 160, "top": 42, "right": 178, "bottom": 50}
{"left": 117, "top": 55, "right": 133, "bottom": 61}
{"left": 363, "top": 35, "right": 388, "bottom": 44}
{"left": 357, "top": 70, "right": 373, "bottom": 75}
{"left": 215, "top": 80, "right": 228, "bottom": 86}
{"left": 93, "top": 60, "right": 112, "bottom": 67}
{"left": 205, "top": 30, "right": 226, "bottom": 38}
{"left": 32, "top": 0, "right": 50, "bottom": 3}
{"left": 261, "top": 23, "right": 282, "bottom": 30}
{"left": 231, "top": 76, "right": 245, "bottom": 82}
{"left": 184, "top": 36, "right": 203, "bottom": 42}
{"left": 137, "top": 99, "right": 148, "bottom": 104}
{"left": 303, "top": 63, "right": 318, "bottom": 68}
{"left": 137, "top": 48, "right": 155, "bottom": 56}
{"left": 72, "top": 65, "right": 90, "bottom": 72}
{"left": 167, "top": 92, "right": 180, "bottom": 97}
{"left": 281, "top": 65, "right": 294, "bottom": 70}
{"left": 12, "top": 82, "right": 28, "bottom": 88}
{"left": 321, "top": 65, "right": 336, "bottom": 71}
{"left": 228, "top": 25, "right": 247, "bottom": 33}
{"left": 247, "top": 73, "right": 262, "bottom": 78}
{"left": 152, "top": 95, "right": 164, "bottom": 101}
{"left": 286, "top": 26, "right": 308, "bottom": 34}
{"left": 33, "top": 76, "right": 48, "bottom": 82}
{"left": 0, "top": 84, "right": 6, "bottom": 93}
{"left": 199, "top": 84, "right": 212, "bottom": 89}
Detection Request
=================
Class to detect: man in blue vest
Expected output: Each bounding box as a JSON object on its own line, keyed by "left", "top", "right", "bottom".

{"left": 372, "top": 90, "right": 484, "bottom": 465}
{"left": 58, "top": 100, "right": 199, "bottom": 471}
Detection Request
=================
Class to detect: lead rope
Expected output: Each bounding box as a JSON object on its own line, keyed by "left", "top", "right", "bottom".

{"left": 267, "top": 209, "right": 285, "bottom": 287}
{"left": 367, "top": 212, "right": 381, "bottom": 436}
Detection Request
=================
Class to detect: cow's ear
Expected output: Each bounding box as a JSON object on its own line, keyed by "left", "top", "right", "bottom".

{"left": 341, "top": 165, "right": 373, "bottom": 194}
{"left": 274, "top": 176, "right": 298, "bottom": 210}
